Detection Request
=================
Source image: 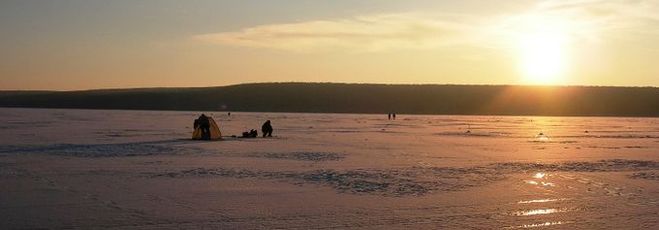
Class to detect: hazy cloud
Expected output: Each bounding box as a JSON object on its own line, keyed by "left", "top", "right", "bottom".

{"left": 537, "top": 0, "right": 659, "bottom": 32}
{"left": 195, "top": 0, "right": 659, "bottom": 53}
{"left": 195, "top": 13, "right": 477, "bottom": 53}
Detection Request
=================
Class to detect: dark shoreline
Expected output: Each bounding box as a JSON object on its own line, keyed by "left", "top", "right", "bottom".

{"left": 1, "top": 83, "right": 658, "bottom": 117}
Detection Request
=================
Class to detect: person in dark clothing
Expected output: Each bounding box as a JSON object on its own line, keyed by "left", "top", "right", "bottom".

{"left": 198, "top": 114, "right": 210, "bottom": 140}
{"left": 262, "top": 120, "right": 273, "bottom": 137}
{"left": 388, "top": 113, "right": 391, "bottom": 120}
{"left": 242, "top": 129, "right": 258, "bottom": 138}
{"left": 392, "top": 113, "right": 396, "bottom": 120}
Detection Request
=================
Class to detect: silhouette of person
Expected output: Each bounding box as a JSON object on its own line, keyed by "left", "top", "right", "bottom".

{"left": 262, "top": 120, "right": 273, "bottom": 137}
{"left": 198, "top": 114, "right": 210, "bottom": 140}
{"left": 392, "top": 113, "right": 396, "bottom": 120}
{"left": 388, "top": 113, "right": 391, "bottom": 120}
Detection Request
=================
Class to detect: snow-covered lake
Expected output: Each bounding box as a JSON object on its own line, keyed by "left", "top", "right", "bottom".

{"left": 1, "top": 108, "right": 658, "bottom": 228}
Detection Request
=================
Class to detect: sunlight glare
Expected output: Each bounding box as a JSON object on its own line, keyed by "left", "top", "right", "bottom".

{"left": 515, "top": 16, "right": 571, "bottom": 85}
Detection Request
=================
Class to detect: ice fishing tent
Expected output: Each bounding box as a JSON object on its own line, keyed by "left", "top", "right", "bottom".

{"left": 192, "top": 117, "right": 222, "bottom": 140}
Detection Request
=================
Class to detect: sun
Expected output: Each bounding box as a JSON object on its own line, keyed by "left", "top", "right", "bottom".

{"left": 514, "top": 16, "right": 571, "bottom": 85}
{"left": 518, "top": 32, "right": 566, "bottom": 84}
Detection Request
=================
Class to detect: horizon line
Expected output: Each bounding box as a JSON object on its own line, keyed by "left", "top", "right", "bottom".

{"left": 2, "top": 81, "right": 658, "bottom": 92}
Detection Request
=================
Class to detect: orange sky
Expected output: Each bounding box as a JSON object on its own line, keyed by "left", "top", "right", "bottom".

{"left": 1, "top": 0, "right": 658, "bottom": 90}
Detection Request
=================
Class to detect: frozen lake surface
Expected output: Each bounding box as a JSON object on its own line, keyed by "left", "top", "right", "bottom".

{"left": 1, "top": 108, "right": 658, "bottom": 229}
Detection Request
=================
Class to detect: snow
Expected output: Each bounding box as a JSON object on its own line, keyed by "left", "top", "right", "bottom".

{"left": 0, "top": 108, "right": 658, "bottom": 229}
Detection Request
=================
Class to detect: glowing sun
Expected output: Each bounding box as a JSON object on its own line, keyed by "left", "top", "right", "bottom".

{"left": 515, "top": 16, "right": 571, "bottom": 85}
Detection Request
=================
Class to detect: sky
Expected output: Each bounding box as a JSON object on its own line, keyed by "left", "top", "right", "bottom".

{"left": 1, "top": 0, "right": 658, "bottom": 90}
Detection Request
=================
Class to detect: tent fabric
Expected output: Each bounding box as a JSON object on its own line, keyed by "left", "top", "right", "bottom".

{"left": 192, "top": 117, "right": 222, "bottom": 140}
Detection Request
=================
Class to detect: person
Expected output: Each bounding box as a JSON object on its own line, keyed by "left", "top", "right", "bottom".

{"left": 262, "top": 120, "right": 273, "bottom": 137}
{"left": 388, "top": 113, "right": 391, "bottom": 120}
{"left": 198, "top": 114, "right": 210, "bottom": 140}
{"left": 242, "top": 129, "right": 258, "bottom": 138}
{"left": 392, "top": 113, "right": 396, "bottom": 120}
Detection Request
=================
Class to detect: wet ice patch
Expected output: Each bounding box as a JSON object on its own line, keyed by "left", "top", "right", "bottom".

{"left": 247, "top": 152, "right": 344, "bottom": 161}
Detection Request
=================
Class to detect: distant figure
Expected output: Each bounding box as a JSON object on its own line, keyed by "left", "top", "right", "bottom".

{"left": 392, "top": 113, "right": 396, "bottom": 120}
{"left": 198, "top": 114, "right": 210, "bottom": 140}
{"left": 388, "top": 113, "right": 391, "bottom": 120}
{"left": 228, "top": 112, "right": 231, "bottom": 117}
{"left": 262, "top": 120, "right": 273, "bottom": 137}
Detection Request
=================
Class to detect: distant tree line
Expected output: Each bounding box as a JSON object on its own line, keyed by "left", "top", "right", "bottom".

{"left": 0, "top": 83, "right": 657, "bottom": 117}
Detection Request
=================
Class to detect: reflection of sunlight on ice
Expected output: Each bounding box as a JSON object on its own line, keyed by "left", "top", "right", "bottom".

{"left": 535, "top": 134, "right": 549, "bottom": 141}
{"left": 517, "top": 198, "right": 565, "bottom": 204}
{"left": 541, "top": 182, "right": 554, "bottom": 186}
{"left": 526, "top": 172, "right": 554, "bottom": 186}
{"left": 506, "top": 221, "right": 569, "bottom": 229}
{"left": 525, "top": 180, "right": 554, "bottom": 187}
{"left": 513, "top": 208, "right": 561, "bottom": 216}
{"left": 533, "top": 172, "right": 545, "bottom": 179}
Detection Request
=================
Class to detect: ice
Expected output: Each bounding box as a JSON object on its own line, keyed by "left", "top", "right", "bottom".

{"left": 0, "top": 108, "right": 658, "bottom": 229}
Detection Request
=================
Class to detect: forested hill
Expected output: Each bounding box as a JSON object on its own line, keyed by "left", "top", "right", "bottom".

{"left": 1, "top": 83, "right": 658, "bottom": 117}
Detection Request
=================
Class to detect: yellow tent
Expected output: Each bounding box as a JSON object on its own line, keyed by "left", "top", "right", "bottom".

{"left": 192, "top": 117, "right": 222, "bottom": 140}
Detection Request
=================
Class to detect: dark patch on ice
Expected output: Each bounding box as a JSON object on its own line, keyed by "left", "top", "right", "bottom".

{"left": 586, "top": 146, "right": 620, "bottom": 149}
{"left": 558, "top": 140, "right": 578, "bottom": 144}
{"left": 138, "top": 160, "right": 170, "bottom": 165}
{"left": 94, "top": 129, "right": 173, "bottom": 138}
{"left": 153, "top": 159, "right": 659, "bottom": 196}
{"left": 153, "top": 167, "right": 478, "bottom": 196}
{"left": 435, "top": 132, "right": 500, "bottom": 137}
{"left": 0, "top": 141, "right": 199, "bottom": 157}
{"left": 584, "top": 146, "right": 647, "bottom": 150}
{"left": 491, "top": 159, "right": 659, "bottom": 173}
{"left": 247, "top": 152, "right": 344, "bottom": 161}
{"left": 629, "top": 172, "right": 659, "bottom": 181}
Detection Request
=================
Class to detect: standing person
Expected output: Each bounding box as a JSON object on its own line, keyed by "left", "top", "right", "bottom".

{"left": 198, "top": 114, "right": 210, "bottom": 140}
{"left": 388, "top": 113, "right": 391, "bottom": 120}
{"left": 261, "top": 120, "right": 273, "bottom": 137}
{"left": 393, "top": 113, "right": 396, "bottom": 120}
